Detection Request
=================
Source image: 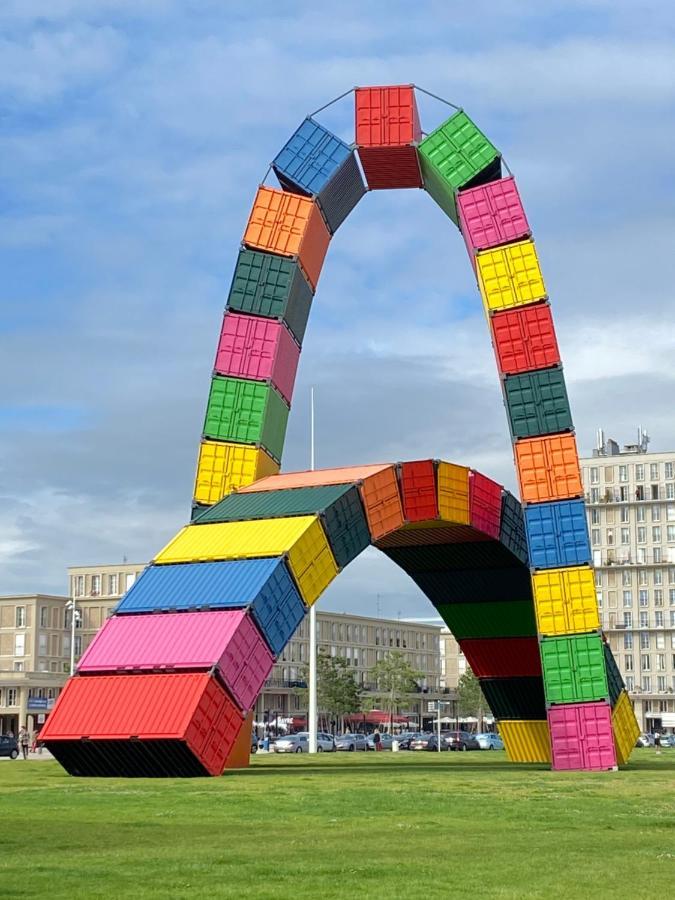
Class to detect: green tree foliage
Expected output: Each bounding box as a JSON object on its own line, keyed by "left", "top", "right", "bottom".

{"left": 369, "top": 650, "right": 423, "bottom": 729}
{"left": 456, "top": 668, "right": 487, "bottom": 726}
{"left": 297, "top": 650, "right": 362, "bottom": 730}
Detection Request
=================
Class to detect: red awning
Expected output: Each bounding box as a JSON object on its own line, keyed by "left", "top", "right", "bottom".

{"left": 344, "top": 711, "right": 409, "bottom": 725}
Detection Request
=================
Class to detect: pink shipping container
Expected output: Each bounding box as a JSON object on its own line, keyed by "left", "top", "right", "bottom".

{"left": 548, "top": 701, "right": 617, "bottom": 771}
{"left": 214, "top": 311, "right": 300, "bottom": 405}
{"left": 469, "top": 472, "right": 502, "bottom": 539}
{"left": 458, "top": 176, "right": 530, "bottom": 260}
{"left": 77, "top": 610, "right": 274, "bottom": 713}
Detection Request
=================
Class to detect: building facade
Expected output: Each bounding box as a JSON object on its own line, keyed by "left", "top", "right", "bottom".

{"left": 439, "top": 627, "right": 467, "bottom": 691}
{"left": 67, "top": 562, "right": 443, "bottom": 733}
{"left": 580, "top": 435, "right": 675, "bottom": 733}
{"left": 0, "top": 594, "right": 71, "bottom": 735}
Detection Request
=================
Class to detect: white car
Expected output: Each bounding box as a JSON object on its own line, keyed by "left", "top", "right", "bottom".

{"left": 272, "top": 732, "right": 335, "bottom": 753}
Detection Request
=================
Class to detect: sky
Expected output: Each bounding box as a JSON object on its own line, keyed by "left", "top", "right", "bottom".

{"left": 1, "top": 1, "right": 675, "bottom": 619}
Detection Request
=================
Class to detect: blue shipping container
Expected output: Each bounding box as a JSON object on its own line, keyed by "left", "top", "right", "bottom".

{"left": 525, "top": 499, "right": 591, "bottom": 569}
{"left": 114, "top": 558, "right": 305, "bottom": 656}
{"left": 273, "top": 118, "right": 352, "bottom": 196}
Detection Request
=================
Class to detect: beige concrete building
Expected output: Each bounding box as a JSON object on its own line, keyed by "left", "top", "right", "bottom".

{"left": 0, "top": 594, "right": 71, "bottom": 735}
{"left": 439, "top": 628, "right": 467, "bottom": 691}
{"left": 67, "top": 562, "right": 444, "bottom": 732}
{"left": 258, "top": 611, "right": 444, "bottom": 732}
{"left": 67, "top": 562, "right": 147, "bottom": 662}
{"left": 580, "top": 432, "right": 675, "bottom": 733}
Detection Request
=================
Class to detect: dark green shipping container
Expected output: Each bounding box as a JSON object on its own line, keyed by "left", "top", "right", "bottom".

{"left": 480, "top": 676, "right": 547, "bottom": 720}
{"left": 410, "top": 566, "right": 533, "bottom": 605}
{"left": 435, "top": 600, "right": 538, "bottom": 640}
{"left": 193, "top": 484, "right": 370, "bottom": 569}
{"left": 499, "top": 490, "right": 529, "bottom": 565}
{"left": 382, "top": 539, "right": 525, "bottom": 574}
{"left": 503, "top": 366, "right": 573, "bottom": 439}
{"left": 540, "top": 633, "right": 608, "bottom": 705}
{"left": 203, "top": 375, "right": 289, "bottom": 463}
{"left": 226, "top": 249, "right": 313, "bottom": 345}
{"left": 604, "top": 642, "right": 625, "bottom": 708}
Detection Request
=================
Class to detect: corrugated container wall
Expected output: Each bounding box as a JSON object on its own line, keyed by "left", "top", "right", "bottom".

{"left": 525, "top": 500, "right": 591, "bottom": 569}
{"left": 491, "top": 303, "right": 560, "bottom": 376}
{"left": 355, "top": 85, "right": 422, "bottom": 189}
{"left": 457, "top": 176, "right": 530, "bottom": 254}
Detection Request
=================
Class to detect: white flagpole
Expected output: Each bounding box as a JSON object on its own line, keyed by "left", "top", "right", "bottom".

{"left": 308, "top": 387, "right": 318, "bottom": 754}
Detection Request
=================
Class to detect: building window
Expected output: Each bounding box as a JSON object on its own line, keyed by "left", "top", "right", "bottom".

{"left": 652, "top": 505, "right": 661, "bottom": 522}
{"left": 657, "top": 676, "right": 666, "bottom": 692}
{"left": 636, "top": 486, "right": 645, "bottom": 502}
{"left": 39, "top": 606, "right": 48, "bottom": 627}
{"left": 14, "top": 633, "right": 25, "bottom": 656}
{"left": 605, "top": 466, "right": 614, "bottom": 483}
{"left": 654, "top": 569, "right": 663, "bottom": 585}
{"left": 590, "top": 467, "right": 599, "bottom": 484}
{"left": 656, "top": 653, "right": 666, "bottom": 671}
{"left": 623, "top": 633, "right": 633, "bottom": 649}
{"left": 667, "top": 483, "right": 675, "bottom": 500}
{"left": 591, "top": 508, "right": 600, "bottom": 525}
{"left": 618, "top": 465, "right": 627, "bottom": 482}
{"left": 620, "top": 506, "right": 629, "bottom": 523}
{"left": 622, "top": 571, "right": 631, "bottom": 587}
{"left": 637, "top": 527, "right": 646, "bottom": 544}
{"left": 655, "top": 611, "right": 664, "bottom": 628}
{"left": 650, "top": 463, "right": 659, "bottom": 481}
{"left": 624, "top": 655, "right": 633, "bottom": 671}
{"left": 109, "top": 574, "right": 118, "bottom": 595}
{"left": 653, "top": 526, "right": 662, "bottom": 543}
{"left": 606, "top": 528, "right": 614, "bottom": 546}
{"left": 7, "top": 689, "right": 18, "bottom": 707}
{"left": 668, "top": 526, "right": 675, "bottom": 543}
{"left": 74, "top": 636, "right": 82, "bottom": 657}
{"left": 656, "top": 633, "right": 666, "bottom": 650}
{"left": 622, "top": 591, "right": 633, "bottom": 607}
{"left": 620, "top": 528, "right": 630, "bottom": 545}
{"left": 619, "top": 486, "right": 628, "bottom": 502}
{"left": 642, "top": 676, "right": 651, "bottom": 692}
{"left": 591, "top": 529, "right": 601, "bottom": 547}
{"left": 640, "top": 632, "right": 650, "bottom": 649}
{"left": 666, "top": 462, "right": 673, "bottom": 480}
{"left": 90, "top": 574, "right": 101, "bottom": 597}
{"left": 639, "top": 612, "right": 649, "bottom": 628}
{"left": 13, "top": 662, "right": 23, "bottom": 672}
{"left": 655, "top": 589, "right": 664, "bottom": 607}
{"left": 639, "top": 590, "right": 648, "bottom": 607}
{"left": 623, "top": 612, "right": 632, "bottom": 628}
{"left": 15, "top": 607, "right": 26, "bottom": 628}
{"left": 641, "top": 654, "right": 651, "bottom": 671}
{"left": 38, "top": 633, "right": 47, "bottom": 654}
{"left": 635, "top": 464, "right": 644, "bottom": 481}
{"left": 125, "top": 572, "right": 136, "bottom": 591}
{"left": 654, "top": 548, "right": 662, "bottom": 564}
{"left": 651, "top": 484, "right": 659, "bottom": 500}
{"left": 590, "top": 488, "right": 599, "bottom": 503}
{"left": 626, "top": 676, "right": 634, "bottom": 691}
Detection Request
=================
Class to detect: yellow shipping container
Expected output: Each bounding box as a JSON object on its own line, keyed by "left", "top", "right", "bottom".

{"left": 193, "top": 440, "right": 279, "bottom": 505}
{"left": 437, "top": 462, "right": 470, "bottom": 524}
{"left": 612, "top": 690, "right": 640, "bottom": 766}
{"left": 287, "top": 519, "right": 339, "bottom": 606}
{"left": 532, "top": 566, "right": 600, "bottom": 636}
{"left": 499, "top": 720, "right": 551, "bottom": 763}
{"left": 477, "top": 239, "right": 546, "bottom": 313}
{"left": 153, "top": 516, "right": 337, "bottom": 607}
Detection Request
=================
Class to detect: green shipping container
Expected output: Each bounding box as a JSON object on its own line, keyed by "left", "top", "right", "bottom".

{"left": 504, "top": 367, "right": 573, "bottom": 439}
{"left": 203, "top": 375, "right": 289, "bottom": 463}
{"left": 435, "top": 599, "right": 537, "bottom": 640}
{"left": 540, "top": 633, "right": 609, "bottom": 705}
{"left": 193, "top": 484, "right": 371, "bottom": 569}
{"left": 480, "top": 677, "right": 547, "bottom": 720}
{"left": 226, "top": 249, "right": 313, "bottom": 345}
{"left": 418, "top": 111, "right": 500, "bottom": 224}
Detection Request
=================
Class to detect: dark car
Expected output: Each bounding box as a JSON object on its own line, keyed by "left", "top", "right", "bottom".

{"left": 0, "top": 735, "right": 19, "bottom": 759}
{"left": 410, "top": 733, "right": 447, "bottom": 751}
{"left": 393, "top": 732, "right": 417, "bottom": 750}
{"left": 444, "top": 730, "right": 481, "bottom": 751}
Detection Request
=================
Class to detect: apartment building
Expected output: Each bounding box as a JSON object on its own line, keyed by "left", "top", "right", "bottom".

{"left": 67, "top": 562, "right": 147, "bottom": 662}
{"left": 580, "top": 432, "right": 675, "bottom": 733}
{"left": 0, "top": 594, "right": 71, "bottom": 735}
{"left": 67, "top": 562, "right": 443, "bottom": 731}
{"left": 440, "top": 628, "right": 467, "bottom": 691}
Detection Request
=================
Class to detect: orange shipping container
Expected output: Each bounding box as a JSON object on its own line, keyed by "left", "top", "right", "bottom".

{"left": 515, "top": 433, "right": 583, "bottom": 504}
{"left": 243, "top": 187, "right": 330, "bottom": 291}
{"left": 239, "top": 463, "right": 403, "bottom": 541}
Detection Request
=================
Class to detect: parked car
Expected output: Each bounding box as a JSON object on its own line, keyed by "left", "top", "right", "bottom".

{"left": 410, "top": 733, "right": 447, "bottom": 751}
{"left": 335, "top": 733, "right": 368, "bottom": 752}
{"left": 366, "top": 733, "right": 394, "bottom": 751}
{"left": 394, "top": 732, "right": 417, "bottom": 750}
{"left": 635, "top": 734, "right": 654, "bottom": 748}
{"left": 0, "top": 735, "right": 19, "bottom": 759}
{"left": 657, "top": 735, "right": 673, "bottom": 748}
{"left": 475, "top": 732, "right": 504, "bottom": 751}
{"left": 444, "top": 730, "right": 481, "bottom": 751}
{"left": 272, "top": 732, "right": 335, "bottom": 753}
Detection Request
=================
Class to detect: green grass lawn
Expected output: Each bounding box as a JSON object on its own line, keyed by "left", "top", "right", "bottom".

{"left": 1, "top": 750, "right": 674, "bottom": 899}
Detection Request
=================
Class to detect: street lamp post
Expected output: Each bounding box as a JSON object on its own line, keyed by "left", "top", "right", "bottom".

{"left": 66, "top": 600, "right": 81, "bottom": 676}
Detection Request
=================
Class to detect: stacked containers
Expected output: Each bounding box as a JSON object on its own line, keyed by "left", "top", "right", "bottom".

{"left": 447, "top": 140, "right": 634, "bottom": 769}
{"left": 355, "top": 85, "right": 423, "bottom": 189}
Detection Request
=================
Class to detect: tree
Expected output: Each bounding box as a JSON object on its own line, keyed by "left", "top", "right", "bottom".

{"left": 296, "top": 651, "right": 362, "bottom": 732}
{"left": 456, "top": 668, "right": 487, "bottom": 730}
{"left": 369, "top": 651, "right": 423, "bottom": 730}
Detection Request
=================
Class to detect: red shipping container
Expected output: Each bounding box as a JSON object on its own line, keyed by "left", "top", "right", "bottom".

{"left": 459, "top": 637, "right": 542, "bottom": 679}
{"left": 400, "top": 460, "right": 438, "bottom": 522}
{"left": 41, "top": 673, "right": 244, "bottom": 777}
{"left": 548, "top": 701, "right": 617, "bottom": 771}
{"left": 77, "top": 610, "right": 274, "bottom": 713}
{"left": 491, "top": 303, "right": 561, "bottom": 375}
{"left": 214, "top": 312, "right": 300, "bottom": 405}
{"left": 458, "top": 176, "right": 530, "bottom": 257}
{"left": 355, "top": 86, "right": 422, "bottom": 189}
{"left": 469, "top": 471, "right": 502, "bottom": 539}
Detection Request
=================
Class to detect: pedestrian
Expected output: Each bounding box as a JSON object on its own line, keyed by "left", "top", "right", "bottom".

{"left": 18, "top": 726, "right": 29, "bottom": 760}
{"left": 373, "top": 729, "right": 382, "bottom": 752}
{"left": 654, "top": 731, "right": 661, "bottom": 755}
{"left": 30, "top": 731, "right": 38, "bottom": 753}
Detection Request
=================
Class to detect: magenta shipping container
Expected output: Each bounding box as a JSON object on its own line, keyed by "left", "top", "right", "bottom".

{"left": 214, "top": 311, "right": 300, "bottom": 405}
{"left": 458, "top": 176, "right": 530, "bottom": 259}
{"left": 548, "top": 701, "right": 616, "bottom": 771}
{"left": 77, "top": 610, "right": 274, "bottom": 713}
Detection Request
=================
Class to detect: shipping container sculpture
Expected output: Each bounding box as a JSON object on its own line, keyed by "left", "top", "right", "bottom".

{"left": 41, "top": 86, "right": 639, "bottom": 775}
